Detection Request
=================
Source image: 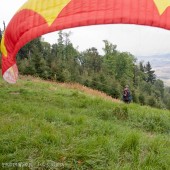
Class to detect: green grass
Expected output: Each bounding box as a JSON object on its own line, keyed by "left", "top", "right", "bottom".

{"left": 0, "top": 76, "right": 170, "bottom": 170}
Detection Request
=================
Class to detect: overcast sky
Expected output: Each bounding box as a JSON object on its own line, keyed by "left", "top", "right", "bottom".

{"left": 1, "top": 0, "right": 170, "bottom": 57}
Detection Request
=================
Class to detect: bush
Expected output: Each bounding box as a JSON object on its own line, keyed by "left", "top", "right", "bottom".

{"left": 138, "top": 94, "right": 145, "bottom": 105}
{"left": 147, "top": 97, "right": 156, "bottom": 107}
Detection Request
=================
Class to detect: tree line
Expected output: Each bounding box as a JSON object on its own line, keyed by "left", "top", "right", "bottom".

{"left": 1, "top": 30, "right": 170, "bottom": 109}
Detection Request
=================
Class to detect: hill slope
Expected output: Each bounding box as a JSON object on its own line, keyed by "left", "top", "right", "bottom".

{"left": 0, "top": 76, "right": 170, "bottom": 169}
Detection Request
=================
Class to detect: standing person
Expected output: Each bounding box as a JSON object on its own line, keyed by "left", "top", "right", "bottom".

{"left": 123, "top": 85, "right": 132, "bottom": 103}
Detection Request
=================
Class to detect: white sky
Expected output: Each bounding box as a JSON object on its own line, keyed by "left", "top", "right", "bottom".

{"left": 1, "top": 0, "right": 170, "bottom": 57}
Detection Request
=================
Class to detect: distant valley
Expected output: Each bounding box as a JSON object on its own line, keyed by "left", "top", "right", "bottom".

{"left": 136, "top": 53, "right": 170, "bottom": 87}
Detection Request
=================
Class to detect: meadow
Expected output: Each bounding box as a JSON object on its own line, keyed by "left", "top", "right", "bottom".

{"left": 0, "top": 76, "right": 170, "bottom": 170}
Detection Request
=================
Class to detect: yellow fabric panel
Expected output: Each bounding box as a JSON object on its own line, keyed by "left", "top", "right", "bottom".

{"left": 154, "top": 0, "right": 170, "bottom": 15}
{"left": 19, "top": 0, "right": 71, "bottom": 26}
{"left": 0, "top": 36, "right": 7, "bottom": 57}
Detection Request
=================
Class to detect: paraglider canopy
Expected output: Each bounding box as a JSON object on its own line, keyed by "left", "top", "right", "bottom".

{"left": 1, "top": 0, "right": 170, "bottom": 83}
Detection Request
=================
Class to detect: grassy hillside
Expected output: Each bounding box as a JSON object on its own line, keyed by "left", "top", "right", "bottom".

{"left": 0, "top": 76, "right": 170, "bottom": 170}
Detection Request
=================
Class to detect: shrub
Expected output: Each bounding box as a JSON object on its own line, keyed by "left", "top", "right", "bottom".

{"left": 147, "top": 97, "right": 156, "bottom": 107}
{"left": 138, "top": 94, "right": 145, "bottom": 105}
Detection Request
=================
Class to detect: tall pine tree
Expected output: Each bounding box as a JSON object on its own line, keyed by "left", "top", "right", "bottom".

{"left": 145, "top": 61, "right": 156, "bottom": 84}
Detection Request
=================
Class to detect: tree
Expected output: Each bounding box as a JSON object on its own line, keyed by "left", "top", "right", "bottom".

{"left": 139, "top": 61, "right": 145, "bottom": 72}
{"left": 57, "top": 31, "right": 64, "bottom": 59}
{"left": 102, "top": 40, "right": 117, "bottom": 56}
{"left": 102, "top": 41, "right": 118, "bottom": 76}
{"left": 153, "top": 79, "right": 164, "bottom": 98}
{"left": 0, "top": 21, "right": 6, "bottom": 43}
{"left": 163, "top": 87, "right": 170, "bottom": 109}
{"left": 145, "top": 61, "right": 156, "bottom": 84}
{"left": 147, "top": 96, "right": 156, "bottom": 107}
{"left": 79, "top": 47, "right": 102, "bottom": 75}
{"left": 17, "top": 37, "right": 50, "bottom": 79}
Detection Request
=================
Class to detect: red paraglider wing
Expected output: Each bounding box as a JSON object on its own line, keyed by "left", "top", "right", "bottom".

{"left": 1, "top": 0, "right": 170, "bottom": 83}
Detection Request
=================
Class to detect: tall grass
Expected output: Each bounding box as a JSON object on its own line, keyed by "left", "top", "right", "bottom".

{"left": 0, "top": 76, "right": 170, "bottom": 169}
